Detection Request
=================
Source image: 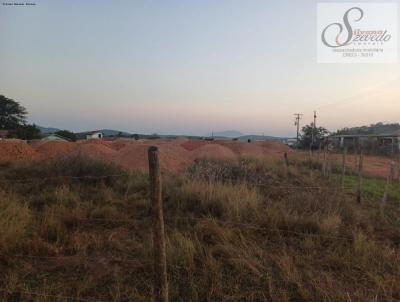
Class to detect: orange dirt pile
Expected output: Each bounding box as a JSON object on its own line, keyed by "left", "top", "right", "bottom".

{"left": 35, "top": 141, "right": 76, "bottom": 159}
{"left": 113, "top": 142, "right": 191, "bottom": 172}
{"left": 189, "top": 144, "right": 237, "bottom": 160}
{"left": 181, "top": 140, "right": 209, "bottom": 151}
{"left": 0, "top": 141, "right": 40, "bottom": 162}
{"left": 181, "top": 140, "right": 291, "bottom": 160}
{"left": 1, "top": 139, "right": 292, "bottom": 173}
{"left": 78, "top": 139, "right": 114, "bottom": 148}
{"left": 75, "top": 143, "right": 117, "bottom": 162}
{"left": 110, "top": 139, "right": 132, "bottom": 151}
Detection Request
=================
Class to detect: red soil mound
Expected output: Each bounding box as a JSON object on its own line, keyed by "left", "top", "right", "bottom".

{"left": 113, "top": 143, "right": 191, "bottom": 172}
{"left": 211, "top": 140, "right": 291, "bottom": 160}
{"left": 0, "top": 141, "right": 40, "bottom": 162}
{"left": 78, "top": 140, "right": 113, "bottom": 148}
{"left": 75, "top": 143, "right": 117, "bottom": 162}
{"left": 181, "top": 140, "right": 208, "bottom": 151}
{"left": 190, "top": 144, "right": 237, "bottom": 160}
{"left": 35, "top": 141, "right": 76, "bottom": 159}
{"left": 110, "top": 139, "right": 133, "bottom": 151}
{"left": 182, "top": 139, "right": 291, "bottom": 158}
{"left": 0, "top": 139, "right": 292, "bottom": 173}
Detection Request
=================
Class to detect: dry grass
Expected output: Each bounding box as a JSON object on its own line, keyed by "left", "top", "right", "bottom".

{"left": 0, "top": 155, "right": 399, "bottom": 301}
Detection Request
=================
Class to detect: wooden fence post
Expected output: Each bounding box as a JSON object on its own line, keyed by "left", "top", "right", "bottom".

{"left": 341, "top": 147, "right": 347, "bottom": 189}
{"left": 397, "top": 154, "right": 400, "bottom": 183}
{"left": 284, "top": 152, "right": 289, "bottom": 169}
{"left": 390, "top": 160, "right": 395, "bottom": 183}
{"left": 381, "top": 161, "right": 395, "bottom": 215}
{"left": 317, "top": 143, "right": 321, "bottom": 161}
{"left": 148, "top": 146, "right": 169, "bottom": 302}
{"left": 357, "top": 150, "right": 363, "bottom": 204}
{"left": 322, "top": 144, "right": 327, "bottom": 177}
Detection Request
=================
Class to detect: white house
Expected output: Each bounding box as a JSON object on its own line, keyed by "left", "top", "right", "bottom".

{"left": 85, "top": 131, "right": 103, "bottom": 140}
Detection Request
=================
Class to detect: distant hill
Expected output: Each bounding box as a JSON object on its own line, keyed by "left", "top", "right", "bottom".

{"left": 238, "top": 135, "right": 289, "bottom": 141}
{"left": 206, "top": 130, "right": 289, "bottom": 141}
{"left": 37, "top": 126, "right": 61, "bottom": 134}
{"left": 75, "top": 129, "right": 133, "bottom": 139}
{"left": 207, "top": 130, "right": 243, "bottom": 138}
{"left": 335, "top": 123, "right": 400, "bottom": 136}
{"left": 37, "top": 127, "right": 291, "bottom": 141}
{"left": 99, "top": 129, "right": 132, "bottom": 137}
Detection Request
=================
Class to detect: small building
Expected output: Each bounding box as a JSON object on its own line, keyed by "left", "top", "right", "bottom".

{"left": 325, "top": 133, "right": 400, "bottom": 155}
{"left": 85, "top": 131, "right": 103, "bottom": 140}
{"left": 41, "top": 134, "right": 70, "bottom": 142}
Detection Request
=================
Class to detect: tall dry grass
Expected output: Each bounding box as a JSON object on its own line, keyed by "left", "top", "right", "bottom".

{"left": 0, "top": 155, "right": 399, "bottom": 301}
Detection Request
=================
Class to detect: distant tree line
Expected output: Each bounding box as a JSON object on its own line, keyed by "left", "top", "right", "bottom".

{"left": 333, "top": 122, "right": 400, "bottom": 136}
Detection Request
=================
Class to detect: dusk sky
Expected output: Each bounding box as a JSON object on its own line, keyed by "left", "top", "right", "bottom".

{"left": 0, "top": 0, "right": 399, "bottom": 137}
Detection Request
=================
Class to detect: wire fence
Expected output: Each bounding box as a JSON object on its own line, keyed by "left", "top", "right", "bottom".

{"left": 0, "top": 153, "right": 398, "bottom": 301}
{"left": 0, "top": 288, "right": 107, "bottom": 302}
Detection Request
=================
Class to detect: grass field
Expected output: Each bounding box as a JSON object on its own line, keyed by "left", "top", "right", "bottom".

{"left": 0, "top": 155, "right": 399, "bottom": 301}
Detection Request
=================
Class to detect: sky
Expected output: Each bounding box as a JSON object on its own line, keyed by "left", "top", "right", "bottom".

{"left": 0, "top": 0, "right": 399, "bottom": 137}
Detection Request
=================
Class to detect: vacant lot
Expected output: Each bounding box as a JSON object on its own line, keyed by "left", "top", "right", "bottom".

{"left": 0, "top": 151, "right": 399, "bottom": 301}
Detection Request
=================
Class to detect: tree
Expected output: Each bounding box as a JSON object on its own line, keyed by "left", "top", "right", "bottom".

{"left": 14, "top": 124, "right": 41, "bottom": 140}
{"left": 0, "top": 95, "right": 27, "bottom": 129}
{"left": 299, "top": 123, "right": 329, "bottom": 148}
{"left": 55, "top": 130, "right": 77, "bottom": 142}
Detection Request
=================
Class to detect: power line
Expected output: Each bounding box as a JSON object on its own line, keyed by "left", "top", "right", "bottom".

{"left": 294, "top": 113, "right": 303, "bottom": 147}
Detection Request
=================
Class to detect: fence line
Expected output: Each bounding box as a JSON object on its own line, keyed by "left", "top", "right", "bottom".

{"left": 0, "top": 173, "right": 128, "bottom": 183}
{"left": 165, "top": 216, "right": 354, "bottom": 242}
{"left": 0, "top": 173, "right": 358, "bottom": 192}
{"left": 5, "top": 254, "right": 152, "bottom": 265}
{"left": 0, "top": 288, "right": 106, "bottom": 302}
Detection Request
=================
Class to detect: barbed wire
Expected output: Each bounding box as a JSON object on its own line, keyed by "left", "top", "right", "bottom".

{"left": 165, "top": 216, "right": 354, "bottom": 242}
{"left": 4, "top": 254, "right": 152, "bottom": 266}
{"left": 0, "top": 173, "right": 128, "bottom": 183}
{"left": 0, "top": 288, "right": 106, "bottom": 302}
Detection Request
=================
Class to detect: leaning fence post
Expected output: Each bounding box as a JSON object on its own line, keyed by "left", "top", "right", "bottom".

{"left": 148, "top": 146, "right": 169, "bottom": 302}
{"left": 341, "top": 147, "right": 347, "bottom": 189}
{"left": 357, "top": 150, "right": 364, "bottom": 204}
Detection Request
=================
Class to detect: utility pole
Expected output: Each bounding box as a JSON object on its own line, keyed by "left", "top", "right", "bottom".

{"left": 294, "top": 113, "right": 303, "bottom": 147}
{"left": 312, "top": 111, "right": 317, "bottom": 148}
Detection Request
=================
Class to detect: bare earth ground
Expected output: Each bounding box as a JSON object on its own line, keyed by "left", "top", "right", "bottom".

{"left": 0, "top": 139, "right": 395, "bottom": 178}
{"left": 0, "top": 139, "right": 291, "bottom": 173}
{"left": 294, "top": 150, "right": 395, "bottom": 179}
{"left": 1, "top": 139, "right": 400, "bottom": 301}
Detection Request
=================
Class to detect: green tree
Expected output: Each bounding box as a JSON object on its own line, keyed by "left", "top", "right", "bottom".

{"left": 55, "top": 130, "right": 77, "bottom": 142}
{"left": 0, "top": 95, "right": 27, "bottom": 129}
{"left": 14, "top": 124, "right": 41, "bottom": 140}
{"left": 300, "top": 123, "right": 329, "bottom": 148}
